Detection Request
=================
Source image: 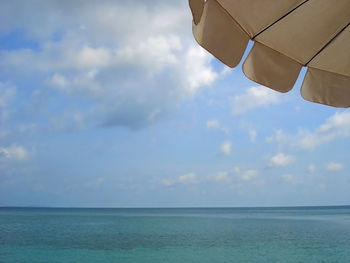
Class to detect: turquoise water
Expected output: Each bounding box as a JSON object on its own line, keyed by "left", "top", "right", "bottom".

{"left": 1, "top": 207, "right": 350, "bottom": 262}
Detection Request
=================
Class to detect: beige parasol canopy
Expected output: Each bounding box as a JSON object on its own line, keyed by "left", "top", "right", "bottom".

{"left": 189, "top": 0, "right": 350, "bottom": 107}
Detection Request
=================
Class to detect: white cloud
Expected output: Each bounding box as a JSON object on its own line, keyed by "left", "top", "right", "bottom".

{"left": 160, "top": 178, "right": 176, "bottom": 187}
{"left": 0, "top": 1, "right": 219, "bottom": 130}
{"left": 0, "top": 145, "right": 28, "bottom": 161}
{"left": 210, "top": 171, "right": 230, "bottom": 183}
{"left": 249, "top": 129, "right": 257, "bottom": 142}
{"left": 270, "top": 153, "right": 295, "bottom": 167}
{"left": 233, "top": 167, "right": 259, "bottom": 181}
{"left": 240, "top": 170, "right": 259, "bottom": 181}
{"left": 2, "top": 44, "right": 113, "bottom": 72}
{"left": 179, "top": 173, "right": 197, "bottom": 184}
{"left": 220, "top": 141, "right": 232, "bottom": 156}
{"left": 50, "top": 74, "right": 69, "bottom": 89}
{"left": 185, "top": 47, "right": 218, "bottom": 94}
{"left": 220, "top": 65, "right": 232, "bottom": 76}
{"left": 75, "top": 46, "right": 111, "bottom": 68}
{"left": 206, "top": 119, "right": 229, "bottom": 133}
{"left": 319, "top": 112, "right": 350, "bottom": 133}
{"left": 234, "top": 166, "right": 241, "bottom": 174}
{"left": 117, "top": 35, "right": 181, "bottom": 70}
{"left": 206, "top": 119, "right": 220, "bottom": 129}
{"left": 308, "top": 164, "right": 316, "bottom": 174}
{"left": 231, "top": 86, "right": 281, "bottom": 115}
{"left": 265, "top": 129, "right": 289, "bottom": 145}
{"left": 281, "top": 174, "right": 295, "bottom": 183}
{"left": 299, "top": 111, "right": 350, "bottom": 150}
{"left": 161, "top": 172, "right": 197, "bottom": 186}
{"left": 326, "top": 162, "right": 344, "bottom": 172}
{"left": 162, "top": 168, "right": 261, "bottom": 187}
{"left": 265, "top": 111, "right": 350, "bottom": 151}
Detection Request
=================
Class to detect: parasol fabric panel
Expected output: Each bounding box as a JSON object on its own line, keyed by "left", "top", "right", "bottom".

{"left": 301, "top": 69, "right": 350, "bottom": 108}
{"left": 308, "top": 26, "right": 350, "bottom": 78}
{"left": 189, "top": 0, "right": 350, "bottom": 107}
{"left": 191, "top": 0, "right": 250, "bottom": 67}
{"left": 217, "top": 0, "right": 304, "bottom": 38}
{"left": 189, "top": 0, "right": 205, "bottom": 25}
{"left": 243, "top": 42, "right": 302, "bottom": 93}
{"left": 255, "top": 0, "right": 350, "bottom": 64}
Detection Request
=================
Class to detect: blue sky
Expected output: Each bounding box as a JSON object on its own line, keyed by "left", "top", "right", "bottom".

{"left": 0, "top": 0, "right": 349, "bottom": 207}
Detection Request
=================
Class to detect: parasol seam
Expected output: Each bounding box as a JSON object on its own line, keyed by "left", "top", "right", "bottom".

{"left": 252, "top": 0, "right": 310, "bottom": 40}
{"left": 305, "top": 22, "right": 350, "bottom": 67}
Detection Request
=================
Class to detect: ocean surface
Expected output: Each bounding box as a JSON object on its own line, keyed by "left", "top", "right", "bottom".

{"left": 1, "top": 207, "right": 350, "bottom": 263}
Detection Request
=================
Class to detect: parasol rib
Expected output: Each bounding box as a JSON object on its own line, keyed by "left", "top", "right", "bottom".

{"left": 305, "top": 22, "right": 350, "bottom": 67}
{"left": 252, "top": 0, "right": 310, "bottom": 40}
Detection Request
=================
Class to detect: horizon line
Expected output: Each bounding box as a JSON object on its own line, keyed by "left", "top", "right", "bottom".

{"left": 1, "top": 204, "right": 350, "bottom": 209}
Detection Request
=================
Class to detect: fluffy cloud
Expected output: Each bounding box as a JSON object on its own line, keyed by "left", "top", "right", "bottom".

{"left": 326, "top": 162, "right": 344, "bottom": 172}
{"left": 0, "top": 145, "right": 28, "bottom": 161}
{"left": 231, "top": 86, "right": 281, "bottom": 115}
{"left": 239, "top": 170, "right": 259, "bottom": 181}
{"left": 265, "top": 129, "right": 289, "bottom": 145}
{"left": 206, "top": 119, "right": 229, "bottom": 133}
{"left": 299, "top": 111, "right": 350, "bottom": 150}
{"left": 0, "top": 1, "right": 188, "bottom": 42}
{"left": 220, "top": 141, "right": 232, "bottom": 156}
{"left": 163, "top": 169, "right": 261, "bottom": 187}
{"left": 179, "top": 173, "right": 197, "bottom": 184}
{"left": 0, "top": 1, "right": 219, "bottom": 130}
{"left": 265, "top": 111, "right": 350, "bottom": 151}
{"left": 233, "top": 167, "right": 259, "bottom": 181}
{"left": 206, "top": 119, "right": 220, "bottom": 129}
{"left": 161, "top": 172, "right": 197, "bottom": 186}
{"left": 269, "top": 153, "right": 295, "bottom": 167}
{"left": 209, "top": 171, "right": 230, "bottom": 183}
{"left": 184, "top": 47, "right": 218, "bottom": 94}
{"left": 249, "top": 129, "right": 257, "bottom": 142}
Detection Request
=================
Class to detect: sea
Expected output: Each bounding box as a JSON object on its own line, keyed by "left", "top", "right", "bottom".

{"left": 1, "top": 206, "right": 350, "bottom": 263}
